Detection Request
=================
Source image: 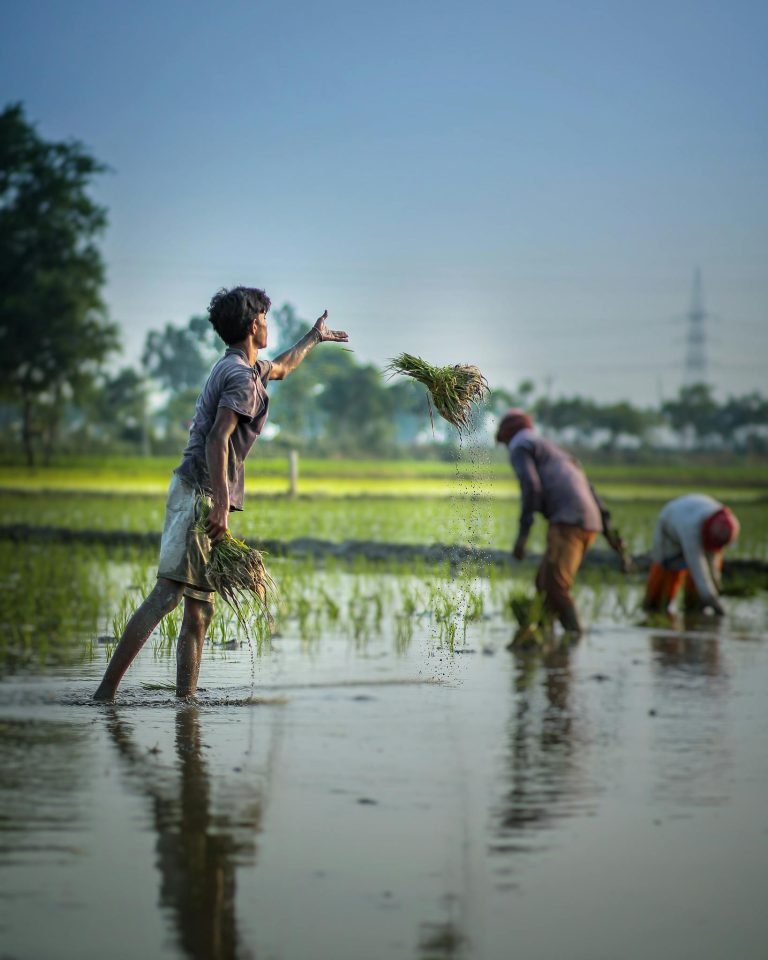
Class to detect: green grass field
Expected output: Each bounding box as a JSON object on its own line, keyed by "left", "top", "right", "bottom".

{"left": 2, "top": 454, "right": 767, "bottom": 499}
{"left": 2, "top": 456, "right": 766, "bottom": 558}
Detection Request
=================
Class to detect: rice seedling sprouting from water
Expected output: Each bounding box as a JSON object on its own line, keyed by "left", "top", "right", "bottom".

{"left": 195, "top": 500, "right": 277, "bottom": 635}
{"left": 384, "top": 353, "right": 489, "bottom": 434}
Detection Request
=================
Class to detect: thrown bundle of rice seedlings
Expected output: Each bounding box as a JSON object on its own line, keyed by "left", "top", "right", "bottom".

{"left": 384, "top": 353, "right": 489, "bottom": 433}
{"left": 196, "top": 502, "right": 276, "bottom": 633}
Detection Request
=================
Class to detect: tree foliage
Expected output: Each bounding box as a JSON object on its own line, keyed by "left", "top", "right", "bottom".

{"left": 0, "top": 102, "right": 118, "bottom": 462}
{"left": 142, "top": 315, "right": 219, "bottom": 394}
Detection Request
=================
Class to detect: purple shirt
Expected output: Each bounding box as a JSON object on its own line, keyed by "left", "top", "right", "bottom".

{"left": 176, "top": 349, "right": 272, "bottom": 510}
{"left": 508, "top": 429, "right": 603, "bottom": 537}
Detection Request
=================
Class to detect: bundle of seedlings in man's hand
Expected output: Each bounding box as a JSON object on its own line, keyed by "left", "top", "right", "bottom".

{"left": 196, "top": 502, "right": 276, "bottom": 634}
{"left": 384, "top": 353, "right": 489, "bottom": 433}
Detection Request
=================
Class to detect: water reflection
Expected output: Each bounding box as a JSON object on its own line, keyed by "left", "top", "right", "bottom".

{"left": 649, "top": 616, "right": 730, "bottom": 810}
{"left": 105, "top": 708, "right": 264, "bottom": 960}
{"left": 0, "top": 718, "right": 87, "bottom": 868}
{"left": 649, "top": 612, "right": 725, "bottom": 677}
{"left": 491, "top": 639, "right": 596, "bottom": 874}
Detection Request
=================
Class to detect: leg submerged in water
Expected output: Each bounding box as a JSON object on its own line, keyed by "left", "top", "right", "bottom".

{"left": 536, "top": 524, "right": 596, "bottom": 636}
{"left": 93, "top": 578, "right": 184, "bottom": 701}
{"left": 175, "top": 596, "right": 214, "bottom": 698}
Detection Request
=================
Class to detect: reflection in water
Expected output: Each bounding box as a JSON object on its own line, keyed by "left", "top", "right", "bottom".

{"left": 0, "top": 719, "right": 87, "bottom": 867}
{"left": 491, "top": 639, "right": 597, "bottom": 879}
{"left": 105, "top": 709, "right": 265, "bottom": 960}
{"left": 417, "top": 918, "right": 467, "bottom": 960}
{"left": 649, "top": 612, "right": 725, "bottom": 677}
{"left": 649, "top": 616, "right": 730, "bottom": 810}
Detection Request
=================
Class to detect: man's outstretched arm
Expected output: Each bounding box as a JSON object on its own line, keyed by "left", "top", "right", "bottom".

{"left": 270, "top": 310, "right": 348, "bottom": 380}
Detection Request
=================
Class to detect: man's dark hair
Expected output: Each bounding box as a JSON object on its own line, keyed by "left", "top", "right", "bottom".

{"left": 207, "top": 286, "right": 271, "bottom": 345}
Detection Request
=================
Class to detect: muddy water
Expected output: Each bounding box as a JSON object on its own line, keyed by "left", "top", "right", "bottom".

{"left": 1, "top": 584, "right": 767, "bottom": 960}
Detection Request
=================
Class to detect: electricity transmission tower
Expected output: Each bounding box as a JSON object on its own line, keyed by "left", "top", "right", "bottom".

{"left": 683, "top": 268, "right": 709, "bottom": 385}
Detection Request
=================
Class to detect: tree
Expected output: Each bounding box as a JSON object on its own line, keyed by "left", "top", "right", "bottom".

{"left": 593, "top": 401, "right": 657, "bottom": 449}
{"left": 662, "top": 384, "right": 719, "bottom": 446}
{"left": 316, "top": 356, "right": 396, "bottom": 454}
{"left": 142, "top": 315, "right": 220, "bottom": 394}
{"left": 79, "top": 366, "right": 150, "bottom": 450}
{"left": 0, "top": 103, "right": 119, "bottom": 463}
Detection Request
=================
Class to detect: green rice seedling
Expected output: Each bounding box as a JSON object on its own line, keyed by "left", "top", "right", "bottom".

{"left": 505, "top": 588, "right": 552, "bottom": 647}
{"left": 370, "top": 592, "right": 384, "bottom": 632}
{"left": 394, "top": 615, "right": 414, "bottom": 654}
{"left": 400, "top": 584, "right": 419, "bottom": 618}
{"left": 430, "top": 587, "right": 461, "bottom": 647}
{"left": 441, "top": 617, "right": 458, "bottom": 651}
{"left": 209, "top": 605, "right": 232, "bottom": 646}
{"left": 158, "top": 605, "right": 181, "bottom": 648}
{"left": 196, "top": 500, "right": 276, "bottom": 635}
{"left": 110, "top": 595, "right": 134, "bottom": 640}
{"left": 321, "top": 589, "right": 340, "bottom": 622}
{"left": 384, "top": 353, "right": 489, "bottom": 433}
{"left": 295, "top": 595, "right": 314, "bottom": 641}
{"left": 140, "top": 680, "right": 176, "bottom": 691}
{"left": 459, "top": 587, "right": 485, "bottom": 641}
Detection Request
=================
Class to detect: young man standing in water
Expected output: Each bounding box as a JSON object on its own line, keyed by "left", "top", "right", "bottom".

{"left": 94, "top": 286, "right": 348, "bottom": 700}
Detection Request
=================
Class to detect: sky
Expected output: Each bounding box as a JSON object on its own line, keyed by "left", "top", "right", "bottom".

{"left": 2, "top": 0, "right": 766, "bottom": 404}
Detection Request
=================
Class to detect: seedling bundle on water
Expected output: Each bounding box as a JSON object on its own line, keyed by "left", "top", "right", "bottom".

{"left": 196, "top": 501, "right": 276, "bottom": 633}
{"left": 385, "top": 353, "right": 489, "bottom": 433}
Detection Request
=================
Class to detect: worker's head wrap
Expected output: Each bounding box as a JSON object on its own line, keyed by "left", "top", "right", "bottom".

{"left": 495, "top": 408, "right": 534, "bottom": 445}
{"left": 701, "top": 507, "right": 740, "bottom": 551}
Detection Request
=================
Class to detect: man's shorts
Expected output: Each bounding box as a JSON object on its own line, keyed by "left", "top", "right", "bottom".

{"left": 157, "top": 473, "right": 215, "bottom": 603}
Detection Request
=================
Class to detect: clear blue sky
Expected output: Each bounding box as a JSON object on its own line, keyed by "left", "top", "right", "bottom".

{"left": 2, "top": 0, "right": 766, "bottom": 403}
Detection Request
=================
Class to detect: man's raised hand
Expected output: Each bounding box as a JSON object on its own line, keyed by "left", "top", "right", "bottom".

{"left": 313, "top": 310, "right": 349, "bottom": 343}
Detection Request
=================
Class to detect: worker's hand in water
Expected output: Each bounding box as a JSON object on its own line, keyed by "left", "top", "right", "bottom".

{"left": 512, "top": 537, "right": 527, "bottom": 561}
{"left": 711, "top": 599, "right": 726, "bottom": 616}
{"left": 313, "top": 310, "right": 349, "bottom": 344}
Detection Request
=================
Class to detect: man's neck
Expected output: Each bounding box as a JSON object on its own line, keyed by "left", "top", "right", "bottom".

{"left": 229, "top": 337, "right": 258, "bottom": 365}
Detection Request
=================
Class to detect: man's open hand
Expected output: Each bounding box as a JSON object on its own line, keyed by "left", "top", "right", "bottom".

{"left": 313, "top": 310, "right": 348, "bottom": 343}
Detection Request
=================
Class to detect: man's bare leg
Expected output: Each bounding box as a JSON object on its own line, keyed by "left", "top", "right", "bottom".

{"left": 175, "top": 596, "right": 214, "bottom": 698}
{"left": 94, "top": 578, "right": 184, "bottom": 701}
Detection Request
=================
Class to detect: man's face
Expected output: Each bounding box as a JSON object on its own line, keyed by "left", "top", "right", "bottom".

{"left": 253, "top": 311, "right": 268, "bottom": 349}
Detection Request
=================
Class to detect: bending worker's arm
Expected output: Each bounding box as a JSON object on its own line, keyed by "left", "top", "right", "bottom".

{"left": 270, "top": 310, "right": 348, "bottom": 381}
{"left": 204, "top": 407, "right": 240, "bottom": 540}
{"left": 679, "top": 524, "right": 724, "bottom": 615}
{"left": 510, "top": 447, "right": 541, "bottom": 559}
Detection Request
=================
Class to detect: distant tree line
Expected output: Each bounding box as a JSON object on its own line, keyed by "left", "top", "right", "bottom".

{"left": 2, "top": 102, "right": 767, "bottom": 464}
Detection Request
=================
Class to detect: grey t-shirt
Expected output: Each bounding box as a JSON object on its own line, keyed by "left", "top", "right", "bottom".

{"left": 508, "top": 429, "right": 603, "bottom": 536}
{"left": 176, "top": 349, "right": 272, "bottom": 510}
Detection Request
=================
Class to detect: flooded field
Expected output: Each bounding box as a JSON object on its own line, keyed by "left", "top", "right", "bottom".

{"left": 1, "top": 543, "right": 767, "bottom": 959}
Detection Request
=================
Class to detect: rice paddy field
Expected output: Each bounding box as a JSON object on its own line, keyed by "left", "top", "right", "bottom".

{"left": 1, "top": 455, "right": 767, "bottom": 959}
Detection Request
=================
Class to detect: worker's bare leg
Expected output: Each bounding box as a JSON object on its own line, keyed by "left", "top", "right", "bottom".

{"left": 94, "top": 578, "right": 184, "bottom": 701}
{"left": 175, "top": 596, "right": 214, "bottom": 698}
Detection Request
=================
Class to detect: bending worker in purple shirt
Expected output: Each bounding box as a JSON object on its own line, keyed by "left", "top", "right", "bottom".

{"left": 496, "top": 408, "right": 626, "bottom": 635}
{"left": 94, "top": 286, "right": 348, "bottom": 701}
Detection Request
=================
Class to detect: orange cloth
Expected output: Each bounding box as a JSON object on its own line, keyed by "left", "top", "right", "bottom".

{"left": 644, "top": 554, "right": 724, "bottom": 611}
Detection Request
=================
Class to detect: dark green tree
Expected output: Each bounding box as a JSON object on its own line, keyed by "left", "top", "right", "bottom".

{"left": 662, "top": 384, "right": 719, "bottom": 445}
{"left": 593, "top": 401, "right": 657, "bottom": 449}
{"left": 316, "top": 354, "right": 395, "bottom": 454}
{"left": 0, "top": 103, "right": 119, "bottom": 463}
{"left": 142, "top": 315, "right": 220, "bottom": 394}
{"left": 83, "top": 366, "right": 149, "bottom": 449}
